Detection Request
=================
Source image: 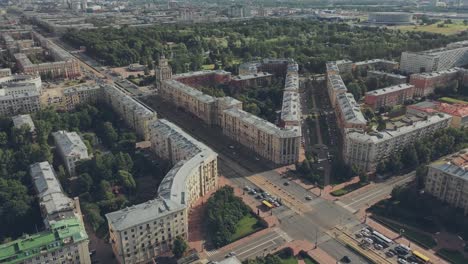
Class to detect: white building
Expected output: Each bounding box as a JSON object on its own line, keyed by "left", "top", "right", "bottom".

{"left": 425, "top": 149, "right": 468, "bottom": 214}
{"left": 52, "top": 131, "right": 89, "bottom": 176}
{"left": 344, "top": 113, "right": 452, "bottom": 172}
{"left": 0, "top": 90, "right": 40, "bottom": 116}
{"left": 102, "top": 84, "right": 157, "bottom": 141}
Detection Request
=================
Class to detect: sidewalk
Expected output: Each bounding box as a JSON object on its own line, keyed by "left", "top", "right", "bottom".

{"left": 274, "top": 240, "right": 336, "bottom": 264}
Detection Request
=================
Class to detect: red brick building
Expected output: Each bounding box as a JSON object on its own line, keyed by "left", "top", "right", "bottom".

{"left": 364, "top": 84, "right": 415, "bottom": 110}
{"left": 409, "top": 68, "right": 463, "bottom": 97}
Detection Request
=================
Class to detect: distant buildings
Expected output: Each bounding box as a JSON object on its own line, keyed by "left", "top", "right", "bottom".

{"left": 400, "top": 41, "right": 468, "bottom": 74}
{"left": 409, "top": 68, "right": 467, "bottom": 97}
{"left": 368, "top": 12, "right": 413, "bottom": 25}
{"left": 425, "top": 149, "right": 468, "bottom": 214}
{"left": 52, "top": 131, "right": 89, "bottom": 176}
{"left": 0, "top": 161, "right": 91, "bottom": 264}
{"left": 364, "top": 84, "right": 415, "bottom": 110}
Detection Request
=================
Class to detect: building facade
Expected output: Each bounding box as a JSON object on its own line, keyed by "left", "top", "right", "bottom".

{"left": 52, "top": 131, "right": 89, "bottom": 176}
{"left": 425, "top": 149, "right": 468, "bottom": 214}
{"left": 0, "top": 91, "right": 40, "bottom": 116}
{"left": 409, "top": 68, "right": 464, "bottom": 97}
{"left": 364, "top": 84, "right": 415, "bottom": 110}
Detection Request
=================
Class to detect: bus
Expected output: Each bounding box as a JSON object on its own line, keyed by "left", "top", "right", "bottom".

{"left": 262, "top": 200, "right": 273, "bottom": 209}
{"left": 412, "top": 250, "right": 430, "bottom": 263}
{"left": 372, "top": 231, "right": 392, "bottom": 245}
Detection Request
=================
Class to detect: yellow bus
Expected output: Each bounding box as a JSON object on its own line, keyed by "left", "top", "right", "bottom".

{"left": 262, "top": 200, "right": 273, "bottom": 209}
{"left": 412, "top": 250, "right": 430, "bottom": 263}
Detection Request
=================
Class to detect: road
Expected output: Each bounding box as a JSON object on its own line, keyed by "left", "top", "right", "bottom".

{"left": 206, "top": 229, "right": 291, "bottom": 262}
{"left": 337, "top": 172, "right": 416, "bottom": 212}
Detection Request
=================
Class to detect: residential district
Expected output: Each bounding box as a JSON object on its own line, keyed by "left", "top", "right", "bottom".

{"left": 3, "top": 1, "right": 468, "bottom": 264}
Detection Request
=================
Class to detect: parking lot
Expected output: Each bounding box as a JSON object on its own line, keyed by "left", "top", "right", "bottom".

{"left": 354, "top": 226, "right": 430, "bottom": 264}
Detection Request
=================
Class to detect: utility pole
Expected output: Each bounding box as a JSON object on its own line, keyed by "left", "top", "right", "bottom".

{"left": 314, "top": 227, "right": 318, "bottom": 249}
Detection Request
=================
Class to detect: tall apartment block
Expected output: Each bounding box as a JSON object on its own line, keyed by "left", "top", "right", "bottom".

{"left": 409, "top": 68, "right": 466, "bottom": 97}
{"left": 400, "top": 41, "right": 468, "bottom": 74}
{"left": 425, "top": 149, "right": 468, "bottom": 214}
{"left": 344, "top": 113, "right": 452, "bottom": 172}
{"left": 364, "top": 84, "right": 415, "bottom": 110}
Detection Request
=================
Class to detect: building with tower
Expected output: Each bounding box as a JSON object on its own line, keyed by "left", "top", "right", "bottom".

{"left": 155, "top": 55, "right": 172, "bottom": 89}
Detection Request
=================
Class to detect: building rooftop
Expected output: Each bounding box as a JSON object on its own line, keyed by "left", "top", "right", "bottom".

{"left": 173, "top": 70, "right": 230, "bottom": 79}
{"left": 336, "top": 93, "right": 366, "bottom": 125}
{"left": 0, "top": 217, "right": 88, "bottom": 264}
{"left": 12, "top": 114, "right": 35, "bottom": 132}
{"left": 367, "top": 70, "right": 406, "bottom": 80}
{"left": 365, "top": 84, "right": 414, "bottom": 96}
{"left": 63, "top": 83, "right": 101, "bottom": 95}
{"left": 409, "top": 100, "right": 468, "bottom": 118}
{"left": 281, "top": 91, "right": 300, "bottom": 123}
{"left": 103, "top": 84, "right": 155, "bottom": 118}
{"left": 164, "top": 79, "right": 216, "bottom": 104}
{"left": 328, "top": 73, "right": 347, "bottom": 93}
{"left": 30, "top": 162, "right": 74, "bottom": 220}
{"left": 346, "top": 113, "right": 451, "bottom": 143}
{"left": 52, "top": 131, "right": 89, "bottom": 159}
{"left": 431, "top": 149, "right": 468, "bottom": 180}
{"left": 410, "top": 67, "right": 461, "bottom": 79}
{"left": 231, "top": 72, "right": 272, "bottom": 80}
{"left": 105, "top": 198, "right": 186, "bottom": 232}
{"left": 218, "top": 256, "right": 242, "bottom": 264}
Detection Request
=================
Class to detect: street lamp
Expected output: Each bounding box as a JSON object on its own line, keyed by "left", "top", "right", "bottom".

{"left": 400, "top": 229, "right": 405, "bottom": 239}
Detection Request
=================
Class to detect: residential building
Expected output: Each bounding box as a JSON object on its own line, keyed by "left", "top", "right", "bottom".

{"left": 407, "top": 100, "right": 468, "bottom": 128}
{"left": 0, "top": 74, "right": 42, "bottom": 95}
{"left": 107, "top": 119, "right": 218, "bottom": 264}
{"left": 155, "top": 55, "right": 172, "bottom": 89}
{"left": 364, "top": 84, "right": 415, "bottom": 110}
{"left": 0, "top": 218, "right": 91, "bottom": 264}
{"left": 409, "top": 68, "right": 464, "bottom": 96}
{"left": 344, "top": 113, "right": 452, "bottom": 172}
{"left": 367, "top": 70, "right": 407, "bottom": 85}
{"left": 53, "top": 131, "right": 89, "bottom": 176}
{"left": 368, "top": 12, "right": 413, "bottom": 25}
{"left": 230, "top": 72, "right": 272, "bottom": 89}
{"left": 102, "top": 84, "right": 157, "bottom": 141}
{"left": 352, "top": 59, "right": 399, "bottom": 72}
{"left": 106, "top": 198, "right": 187, "bottom": 264}
{"left": 335, "top": 93, "right": 367, "bottom": 129}
{"left": 326, "top": 73, "right": 347, "bottom": 106}
{"left": 0, "top": 91, "right": 40, "bottom": 116}
{"left": 425, "top": 149, "right": 468, "bottom": 214}
{"left": 12, "top": 114, "right": 35, "bottom": 133}
{"left": 0, "top": 68, "right": 11, "bottom": 77}
{"left": 63, "top": 83, "right": 102, "bottom": 110}
{"left": 400, "top": 41, "right": 468, "bottom": 74}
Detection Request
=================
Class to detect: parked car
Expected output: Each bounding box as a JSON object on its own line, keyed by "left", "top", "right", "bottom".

{"left": 386, "top": 251, "right": 395, "bottom": 257}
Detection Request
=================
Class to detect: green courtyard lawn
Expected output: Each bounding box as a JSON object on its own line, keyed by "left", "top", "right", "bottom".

{"left": 372, "top": 216, "right": 437, "bottom": 249}
{"left": 393, "top": 21, "right": 468, "bottom": 35}
{"left": 230, "top": 213, "right": 264, "bottom": 242}
{"left": 437, "top": 248, "right": 468, "bottom": 264}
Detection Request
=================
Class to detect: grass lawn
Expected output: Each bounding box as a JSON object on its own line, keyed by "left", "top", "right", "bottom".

{"left": 303, "top": 256, "right": 319, "bottom": 264}
{"left": 128, "top": 78, "right": 142, "bottom": 85}
{"left": 278, "top": 256, "right": 298, "bottom": 264}
{"left": 331, "top": 182, "right": 368, "bottom": 197}
{"left": 394, "top": 21, "right": 468, "bottom": 35}
{"left": 437, "top": 248, "right": 468, "bottom": 264}
{"left": 202, "top": 64, "right": 215, "bottom": 70}
{"left": 372, "top": 216, "right": 437, "bottom": 249}
{"left": 230, "top": 214, "right": 264, "bottom": 242}
{"left": 439, "top": 97, "right": 468, "bottom": 105}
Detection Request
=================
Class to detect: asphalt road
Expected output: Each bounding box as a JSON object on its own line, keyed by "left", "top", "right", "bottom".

{"left": 207, "top": 229, "right": 290, "bottom": 262}
{"left": 337, "top": 171, "right": 416, "bottom": 212}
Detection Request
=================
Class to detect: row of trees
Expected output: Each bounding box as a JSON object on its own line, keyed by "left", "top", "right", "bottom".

{"left": 205, "top": 186, "right": 252, "bottom": 248}
{"left": 62, "top": 18, "right": 468, "bottom": 73}
{"left": 377, "top": 127, "right": 468, "bottom": 177}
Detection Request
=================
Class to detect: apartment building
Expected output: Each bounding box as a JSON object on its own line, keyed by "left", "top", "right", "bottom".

{"left": 52, "top": 131, "right": 89, "bottom": 176}
{"left": 367, "top": 70, "right": 407, "bottom": 85}
{"left": 62, "top": 83, "right": 102, "bottom": 110}
{"left": 0, "top": 217, "right": 91, "bottom": 264}
{"left": 160, "top": 60, "right": 302, "bottom": 165}
{"left": 326, "top": 73, "right": 347, "bottom": 106}
{"left": 106, "top": 199, "right": 187, "bottom": 264}
{"left": 0, "top": 68, "right": 11, "bottom": 77}
{"left": 174, "top": 70, "right": 231, "bottom": 88}
{"left": 425, "top": 149, "right": 468, "bottom": 214}
{"left": 0, "top": 74, "right": 42, "bottom": 95}
{"left": 230, "top": 72, "right": 272, "bottom": 89}
{"left": 400, "top": 41, "right": 468, "bottom": 74}
{"left": 353, "top": 59, "right": 399, "bottom": 72}
{"left": 407, "top": 100, "right": 468, "bottom": 128}
{"left": 107, "top": 120, "right": 218, "bottom": 264}
{"left": 364, "top": 84, "right": 415, "bottom": 110}
{"left": 409, "top": 68, "right": 464, "bottom": 97}
{"left": 335, "top": 93, "right": 367, "bottom": 129}
{"left": 0, "top": 91, "right": 40, "bottom": 116}
{"left": 344, "top": 113, "right": 452, "bottom": 172}
{"left": 102, "top": 84, "right": 157, "bottom": 141}
{"left": 222, "top": 108, "right": 301, "bottom": 164}
{"left": 0, "top": 161, "right": 94, "bottom": 264}
{"left": 12, "top": 114, "right": 35, "bottom": 133}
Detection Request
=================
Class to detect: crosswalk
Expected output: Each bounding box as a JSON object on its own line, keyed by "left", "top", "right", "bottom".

{"left": 205, "top": 249, "right": 219, "bottom": 257}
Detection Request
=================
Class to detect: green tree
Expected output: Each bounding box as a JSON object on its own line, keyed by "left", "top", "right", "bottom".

{"left": 76, "top": 173, "right": 93, "bottom": 194}
{"left": 172, "top": 236, "right": 188, "bottom": 258}
{"left": 118, "top": 170, "right": 136, "bottom": 191}
{"left": 415, "top": 166, "right": 428, "bottom": 190}
{"left": 0, "top": 132, "right": 7, "bottom": 146}
{"left": 401, "top": 145, "right": 419, "bottom": 169}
